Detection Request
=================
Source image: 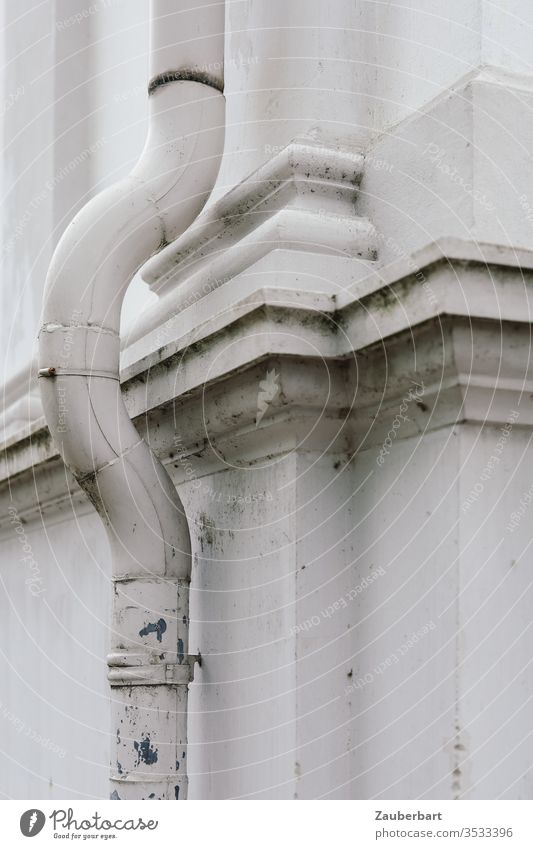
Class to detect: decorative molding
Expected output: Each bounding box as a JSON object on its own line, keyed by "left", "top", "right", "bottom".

{"left": 143, "top": 135, "right": 369, "bottom": 290}
{"left": 125, "top": 135, "right": 376, "bottom": 345}
{"left": 2, "top": 239, "right": 533, "bottom": 530}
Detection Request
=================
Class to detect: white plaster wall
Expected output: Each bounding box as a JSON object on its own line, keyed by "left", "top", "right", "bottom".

{"left": 87, "top": 0, "right": 157, "bottom": 330}
{"left": 0, "top": 0, "right": 149, "bottom": 388}
{"left": 357, "top": 1, "right": 533, "bottom": 262}
{"left": 358, "top": 73, "right": 533, "bottom": 265}
{"left": 482, "top": 1, "right": 533, "bottom": 75}
{"left": 86, "top": 0, "right": 147, "bottom": 188}
{"left": 174, "top": 436, "right": 458, "bottom": 799}
{"left": 369, "top": 0, "right": 481, "bottom": 131}
{"left": 176, "top": 421, "right": 524, "bottom": 799}
{"left": 346, "top": 427, "right": 459, "bottom": 799}
{"left": 0, "top": 0, "right": 55, "bottom": 383}
{"left": 217, "top": 0, "right": 372, "bottom": 190}
{"left": 0, "top": 509, "right": 111, "bottom": 799}
{"left": 471, "top": 77, "right": 533, "bottom": 248}
{"left": 335, "top": 417, "right": 533, "bottom": 800}
{"left": 183, "top": 456, "right": 298, "bottom": 799}
{"left": 458, "top": 423, "right": 533, "bottom": 800}
{"left": 357, "top": 86, "right": 476, "bottom": 266}
{"left": 368, "top": 1, "right": 533, "bottom": 131}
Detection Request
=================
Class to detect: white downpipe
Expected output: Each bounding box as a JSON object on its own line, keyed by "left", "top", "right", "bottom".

{"left": 38, "top": 0, "right": 225, "bottom": 800}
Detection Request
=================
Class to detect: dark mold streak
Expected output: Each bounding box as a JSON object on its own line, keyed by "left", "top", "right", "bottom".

{"left": 148, "top": 68, "right": 224, "bottom": 96}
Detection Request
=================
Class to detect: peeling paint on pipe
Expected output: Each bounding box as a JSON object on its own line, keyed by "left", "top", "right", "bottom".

{"left": 37, "top": 0, "right": 225, "bottom": 801}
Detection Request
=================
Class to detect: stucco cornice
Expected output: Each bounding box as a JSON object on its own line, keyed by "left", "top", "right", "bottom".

{"left": 2, "top": 238, "right": 533, "bottom": 529}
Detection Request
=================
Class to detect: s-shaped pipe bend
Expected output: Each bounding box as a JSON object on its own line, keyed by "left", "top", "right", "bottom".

{"left": 38, "top": 0, "right": 225, "bottom": 800}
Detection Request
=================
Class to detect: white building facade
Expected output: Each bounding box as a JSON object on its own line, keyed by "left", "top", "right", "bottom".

{"left": 1, "top": 0, "right": 533, "bottom": 800}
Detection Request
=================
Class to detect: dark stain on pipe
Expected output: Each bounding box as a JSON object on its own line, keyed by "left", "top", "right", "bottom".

{"left": 134, "top": 737, "right": 159, "bottom": 766}
{"left": 139, "top": 618, "right": 167, "bottom": 642}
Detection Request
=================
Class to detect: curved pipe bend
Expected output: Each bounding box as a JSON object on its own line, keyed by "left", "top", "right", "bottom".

{"left": 38, "top": 1, "right": 225, "bottom": 800}
{"left": 39, "top": 82, "right": 224, "bottom": 578}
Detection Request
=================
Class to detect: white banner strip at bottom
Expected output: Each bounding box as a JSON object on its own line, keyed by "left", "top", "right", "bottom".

{"left": 4, "top": 800, "right": 533, "bottom": 847}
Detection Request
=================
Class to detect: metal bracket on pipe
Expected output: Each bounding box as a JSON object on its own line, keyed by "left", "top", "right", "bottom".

{"left": 38, "top": 366, "right": 119, "bottom": 380}
{"left": 107, "top": 651, "right": 202, "bottom": 686}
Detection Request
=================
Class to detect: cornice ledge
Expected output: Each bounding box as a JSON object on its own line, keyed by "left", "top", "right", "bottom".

{"left": 3, "top": 237, "right": 533, "bottom": 514}
{"left": 335, "top": 237, "right": 533, "bottom": 353}
{"left": 338, "top": 237, "right": 533, "bottom": 310}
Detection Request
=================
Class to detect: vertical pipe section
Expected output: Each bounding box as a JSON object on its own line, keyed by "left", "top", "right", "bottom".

{"left": 38, "top": 0, "right": 225, "bottom": 800}
{"left": 218, "top": 0, "right": 371, "bottom": 187}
